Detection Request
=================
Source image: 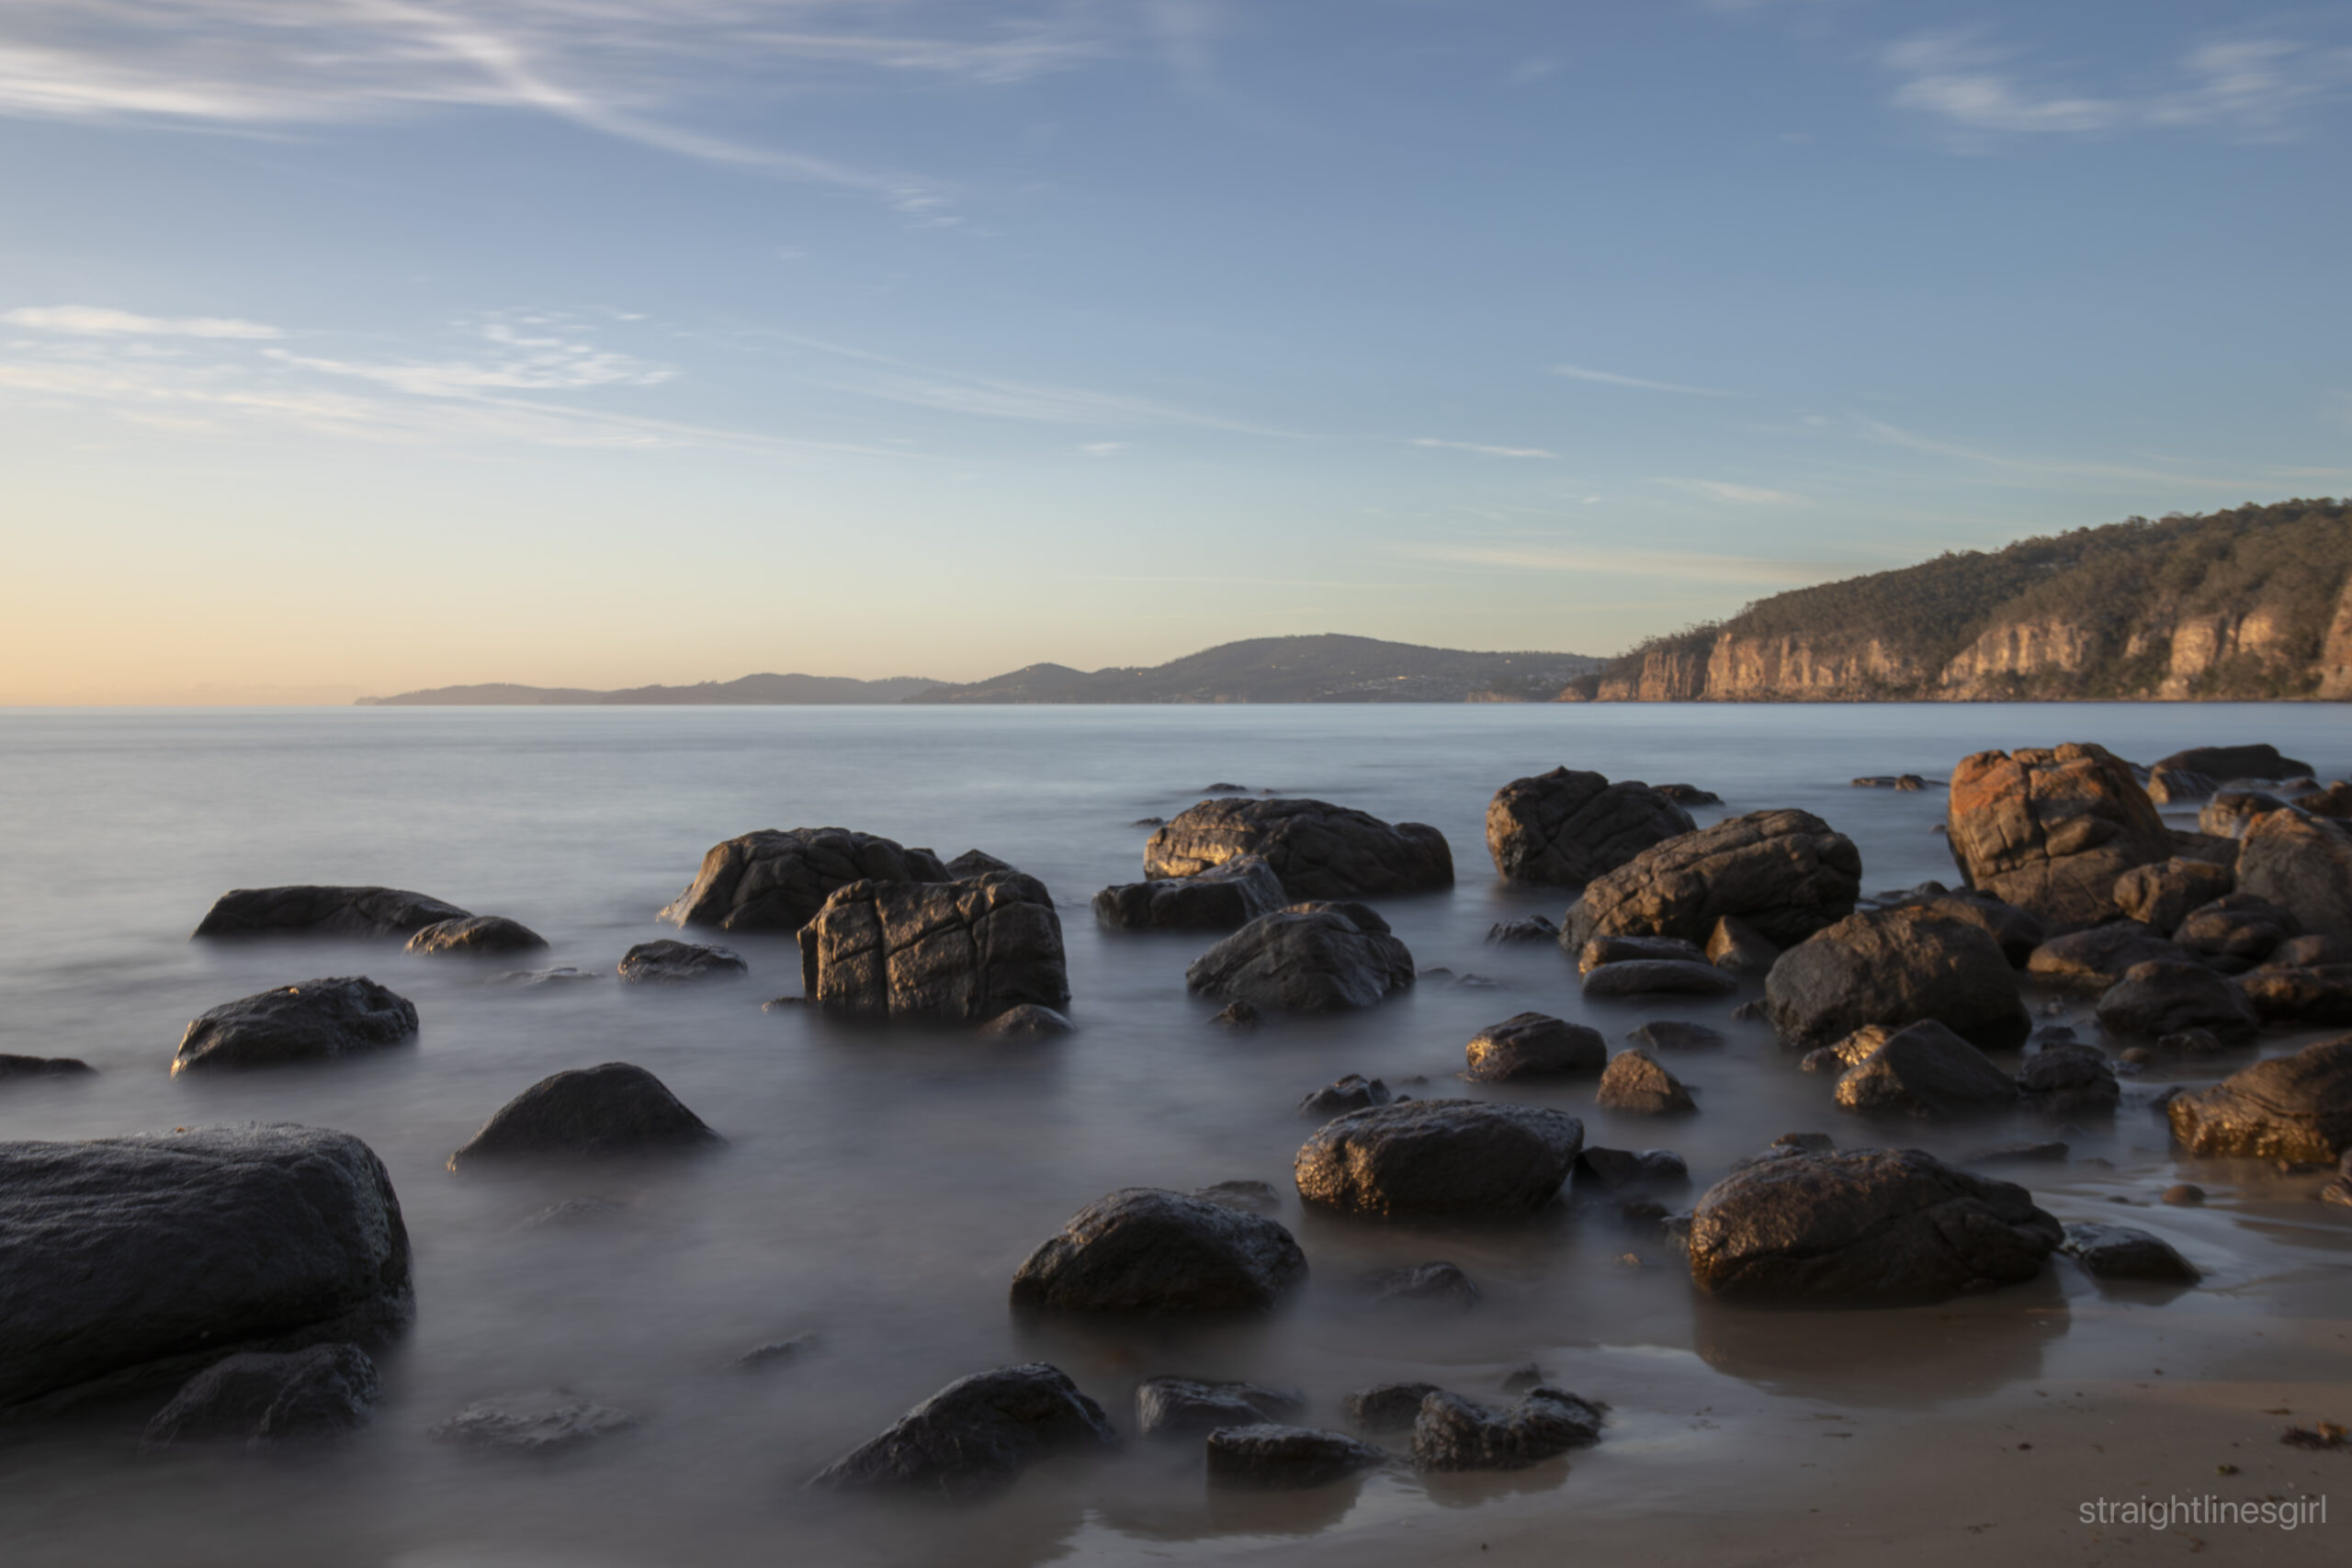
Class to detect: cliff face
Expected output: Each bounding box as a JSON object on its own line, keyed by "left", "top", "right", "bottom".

{"left": 1568, "top": 499, "right": 2352, "bottom": 703}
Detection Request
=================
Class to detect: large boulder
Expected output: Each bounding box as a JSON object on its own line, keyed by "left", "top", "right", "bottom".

{"left": 1205, "top": 1425, "right": 1387, "bottom": 1489}
{"left": 1484, "top": 768, "right": 1694, "bottom": 886}
{"left": 1462, "top": 1012, "right": 1605, "bottom": 1081}
{"left": 1009, "top": 1189, "right": 1306, "bottom": 1315}
{"left": 2236, "top": 811, "right": 2352, "bottom": 937}
{"left": 405, "top": 916, "right": 547, "bottom": 956}
{"left": 2025, "top": 924, "right": 2193, "bottom": 991}
{"left": 2094, "top": 961, "right": 2259, "bottom": 1044}
{"left": 1945, "top": 744, "right": 2174, "bottom": 926}
{"left": 2166, "top": 1039, "right": 2352, "bottom": 1162}
{"left": 809, "top": 1363, "right": 1117, "bottom": 1498}
{"left": 1687, "top": 1147, "right": 2061, "bottom": 1303}
{"left": 1144, "top": 797, "right": 1453, "bottom": 900}
{"left": 140, "top": 1344, "right": 380, "bottom": 1450}
{"left": 1762, "top": 908, "right": 2030, "bottom": 1052}
{"left": 1831, "top": 1021, "right": 2018, "bottom": 1120}
{"left": 172, "top": 977, "right": 418, "bottom": 1075}
{"left": 659, "top": 828, "right": 949, "bottom": 932}
{"left": 799, "top": 873, "right": 1069, "bottom": 1024}
{"left": 1092, "top": 855, "right": 1284, "bottom": 931}
{"left": 447, "top": 1063, "right": 724, "bottom": 1168}
{"left": 2112, "top": 859, "right": 2236, "bottom": 937}
{"left": 193, "top": 886, "right": 469, "bottom": 941}
{"left": 1184, "top": 902, "right": 1414, "bottom": 1013}
{"left": 1295, "top": 1100, "right": 1582, "bottom": 1218}
{"left": 1883, "top": 890, "right": 2046, "bottom": 967}
{"left": 2154, "top": 743, "right": 2313, "bottom": 783}
{"left": 1566, "top": 809, "right": 1860, "bottom": 950}
{"left": 0, "top": 1124, "right": 413, "bottom": 1412}
{"left": 1410, "top": 1388, "right": 1603, "bottom": 1472}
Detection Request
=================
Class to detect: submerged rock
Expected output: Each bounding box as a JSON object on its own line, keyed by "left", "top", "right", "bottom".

{"left": 1484, "top": 768, "right": 1694, "bottom": 886}
{"left": 1185, "top": 902, "right": 1414, "bottom": 1013}
{"left": 1205, "top": 1425, "right": 1387, "bottom": 1489}
{"left": 173, "top": 976, "right": 419, "bottom": 1075}
{"left": 141, "top": 1344, "right": 380, "bottom": 1451}
{"left": 405, "top": 916, "right": 547, "bottom": 956}
{"left": 1146, "top": 797, "right": 1453, "bottom": 900}
{"left": 659, "top": 828, "right": 949, "bottom": 933}
{"left": 616, "top": 940, "right": 748, "bottom": 985}
{"left": 1295, "top": 1100, "right": 1582, "bottom": 1218}
{"left": 193, "top": 886, "right": 469, "bottom": 941}
{"left": 1192, "top": 1179, "right": 1283, "bottom": 1213}
{"left": 2166, "top": 1038, "right": 2352, "bottom": 1162}
{"left": 1009, "top": 1189, "right": 1307, "bottom": 1315}
{"left": 1092, "top": 855, "right": 1285, "bottom": 931}
{"left": 1344, "top": 1382, "right": 1445, "bottom": 1432}
{"left": 1411, "top": 1388, "right": 1604, "bottom": 1472}
{"left": 1486, "top": 914, "right": 1561, "bottom": 944}
{"left": 2061, "top": 1224, "right": 2200, "bottom": 1284}
{"left": 1364, "top": 1261, "right": 1481, "bottom": 1309}
{"left": 1764, "top": 907, "right": 2030, "bottom": 1051}
{"left": 1299, "top": 1074, "right": 1393, "bottom": 1117}
{"left": 1574, "top": 1146, "right": 1689, "bottom": 1190}
{"left": 0, "top": 1054, "right": 94, "bottom": 1082}
{"left": 809, "top": 1363, "right": 1117, "bottom": 1498}
{"left": 1566, "top": 809, "right": 1860, "bottom": 950}
{"left": 978, "top": 1004, "right": 1075, "bottom": 1039}
{"left": 1462, "top": 1012, "right": 1605, "bottom": 1081}
{"left": 447, "top": 1063, "right": 724, "bottom": 1168}
{"left": 1135, "top": 1378, "right": 1305, "bottom": 1438}
{"left": 431, "top": 1390, "right": 639, "bottom": 1453}
{"left": 1628, "top": 1021, "right": 1726, "bottom": 1052}
{"left": 799, "top": 874, "right": 1069, "bottom": 1024}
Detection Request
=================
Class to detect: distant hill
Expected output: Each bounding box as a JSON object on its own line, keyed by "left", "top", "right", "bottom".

{"left": 1566, "top": 498, "right": 2352, "bottom": 703}
{"left": 907, "top": 635, "right": 1600, "bottom": 704}
{"left": 356, "top": 672, "right": 938, "bottom": 706}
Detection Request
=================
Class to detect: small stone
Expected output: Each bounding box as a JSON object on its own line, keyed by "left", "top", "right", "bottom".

{"left": 978, "top": 1004, "right": 1074, "bottom": 1039}
{"left": 760, "top": 995, "right": 804, "bottom": 1011}
{"left": 430, "top": 1391, "right": 638, "bottom": 1453}
{"left": 1344, "top": 1382, "right": 1443, "bottom": 1432}
{"left": 1486, "top": 915, "right": 1560, "bottom": 944}
{"left": 616, "top": 940, "right": 748, "bottom": 985}
{"left": 2161, "top": 1184, "right": 2206, "bottom": 1207}
{"left": 2062, "top": 1224, "right": 2200, "bottom": 1283}
{"left": 1366, "top": 1261, "right": 1481, "bottom": 1309}
{"left": 1204, "top": 1424, "right": 1386, "bottom": 1489}
{"left": 1211, "top": 1000, "right": 1261, "bottom": 1031}
{"left": 1595, "top": 1050, "right": 1694, "bottom": 1114}
{"left": 1411, "top": 1388, "right": 1604, "bottom": 1472}
{"left": 517, "top": 1197, "right": 625, "bottom": 1230}
{"left": 1299, "top": 1074, "right": 1393, "bottom": 1117}
{"left": 736, "top": 1334, "right": 817, "bottom": 1370}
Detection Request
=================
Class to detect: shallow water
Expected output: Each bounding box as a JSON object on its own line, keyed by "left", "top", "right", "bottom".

{"left": 1, "top": 702, "right": 2347, "bottom": 1566}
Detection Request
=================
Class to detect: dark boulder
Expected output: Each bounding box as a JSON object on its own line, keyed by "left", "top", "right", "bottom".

{"left": 2026, "top": 924, "right": 2194, "bottom": 991}
{"left": 1093, "top": 855, "right": 1283, "bottom": 931}
{"left": 173, "top": 976, "right": 418, "bottom": 1075}
{"left": 2015, "top": 1042, "right": 2121, "bottom": 1115}
{"left": 1566, "top": 809, "right": 1860, "bottom": 949}
{"left": 1009, "top": 1189, "right": 1306, "bottom": 1315}
{"left": 1344, "top": 1382, "right": 1443, "bottom": 1432}
{"left": 1463, "top": 1012, "right": 1605, "bottom": 1081}
{"left": 2154, "top": 744, "right": 2312, "bottom": 784}
{"left": 1145, "top": 797, "right": 1453, "bottom": 900}
{"left": 1705, "top": 915, "right": 1780, "bottom": 975}
{"left": 1595, "top": 1051, "right": 1695, "bottom": 1113}
{"left": 1484, "top": 768, "right": 1694, "bottom": 886}
{"left": 141, "top": 1344, "right": 379, "bottom": 1451}
{"left": 658, "top": 828, "right": 949, "bottom": 933}
{"left": 1486, "top": 913, "right": 1560, "bottom": 944}
{"left": 193, "top": 886, "right": 469, "bottom": 941}
{"left": 430, "top": 1390, "right": 638, "bottom": 1452}
{"left": 1205, "top": 1425, "right": 1386, "bottom": 1489}
{"left": 1687, "top": 1147, "right": 2061, "bottom": 1303}
{"left": 0, "top": 1124, "right": 413, "bottom": 1412}
{"left": 0, "top": 1054, "right": 95, "bottom": 1081}
{"left": 447, "top": 1063, "right": 724, "bottom": 1168}
{"left": 1946, "top": 744, "right": 2173, "bottom": 926}
{"left": 1295, "top": 1100, "right": 1582, "bottom": 1218}
{"left": 1582, "top": 959, "right": 1738, "bottom": 999}
{"left": 1184, "top": 902, "right": 1414, "bottom": 1014}
{"left": 1365, "top": 1261, "right": 1480, "bottom": 1309}
{"left": 2167, "top": 1038, "right": 2352, "bottom": 1162}
{"left": 1628, "top": 1021, "right": 1726, "bottom": 1052}
{"left": 2112, "top": 859, "right": 2236, "bottom": 935}
{"left": 1883, "top": 890, "right": 2047, "bottom": 967}
{"left": 1411, "top": 1388, "right": 1603, "bottom": 1472}
{"left": 404, "top": 916, "right": 547, "bottom": 956}
{"left": 2061, "top": 1224, "right": 2199, "bottom": 1284}
{"left": 2236, "top": 811, "right": 2352, "bottom": 937}
{"left": 616, "top": 940, "right": 748, "bottom": 985}
{"left": 2175, "top": 894, "right": 2301, "bottom": 964}
{"left": 1831, "top": 1021, "right": 2018, "bottom": 1120}
{"left": 2094, "top": 961, "right": 2259, "bottom": 1044}
{"left": 1574, "top": 1146, "right": 1689, "bottom": 1190}
{"left": 1574, "top": 933, "right": 1707, "bottom": 972}
{"left": 944, "top": 849, "right": 1015, "bottom": 879}
{"left": 809, "top": 1363, "right": 1116, "bottom": 1498}
{"left": 1299, "top": 1074, "right": 1393, "bottom": 1116}
{"left": 2240, "top": 964, "right": 2352, "bottom": 1026}
{"left": 1763, "top": 908, "right": 2030, "bottom": 1052}
{"left": 1134, "top": 1377, "right": 1304, "bottom": 1438}
{"left": 800, "top": 874, "right": 1069, "bottom": 1023}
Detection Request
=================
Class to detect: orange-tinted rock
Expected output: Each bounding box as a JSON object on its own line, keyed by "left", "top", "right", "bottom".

{"left": 1945, "top": 743, "right": 2173, "bottom": 927}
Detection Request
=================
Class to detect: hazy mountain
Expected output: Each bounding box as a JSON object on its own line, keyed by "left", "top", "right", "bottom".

{"left": 356, "top": 673, "right": 938, "bottom": 706}
{"left": 907, "top": 635, "right": 1600, "bottom": 704}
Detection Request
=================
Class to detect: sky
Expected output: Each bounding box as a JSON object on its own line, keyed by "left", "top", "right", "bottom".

{"left": 1, "top": 1, "right": 2347, "bottom": 703}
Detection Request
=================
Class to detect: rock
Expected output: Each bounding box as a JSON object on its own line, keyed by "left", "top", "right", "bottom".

{"left": 1486, "top": 914, "right": 1561, "bottom": 944}
{"left": 1204, "top": 783, "right": 1250, "bottom": 794}
{"left": 735, "top": 1334, "right": 816, "bottom": 1371}
{"left": 1134, "top": 1378, "right": 1305, "bottom": 1438}
{"left": 1730, "top": 1132, "right": 1837, "bottom": 1171}
{"left": 1832, "top": 1021, "right": 2018, "bottom": 1120}
{"left": 493, "top": 966, "right": 599, "bottom": 987}
{"left": 1009, "top": 1189, "right": 1306, "bottom": 1314}
{"left": 447, "top": 1063, "right": 724, "bottom": 1168}
{"left": 1575, "top": 933, "right": 1709, "bottom": 972}
{"left": 2294, "top": 781, "right": 2352, "bottom": 819}
{"left": 2161, "top": 1183, "right": 2205, "bottom": 1206}
{"left": 405, "top": 916, "right": 548, "bottom": 956}
{"left": 1184, "top": 902, "right": 1414, "bottom": 1014}
{"left": 1657, "top": 784, "right": 1722, "bottom": 806}
{"left": 1582, "top": 959, "right": 1739, "bottom": 1000}
{"left": 1706, "top": 915, "right": 1781, "bottom": 975}
{"left": 2155, "top": 1027, "right": 2231, "bottom": 1056}
{"left": 2175, "top": 894, "right": 2301, "bottom": 964}
{"left": 1192, "top": 1180, "right": 1283, "bottom": 1213}
{"left": 1210, "top": 1001, "right": 1261, "bottom": 1031}
{"left": 2026, "top": 924, "right": 2194, "bottom": 991}
{"left": 1299, "top": 1074, "right": 1394, "bottom": 1116}
{"left": 2273, "top": 933, "right": 2352, "bottom": 967}
{"left": 1092, "top": 854, "right": 1285, "bottom": 932}
{"left": 1763, "top": 908, "right": 2030, "bottom": 1052}
{"left": 1946, "top": 744, "right": 2174, "bottom": 926}
{"left": 2061, "top": 1224, "right": 2200, "bottom": 1283}
{"left": 1628, "top": 1021, "right": 1726, "bottom": 1052}
{"left": 2015, "top": 1042, "right": 2121, "bottom": 1115}
{"left": 1596, "top": 1051, "right": 1695, "bottom": 1113}
{"left": 1365, "top": 1261, "right": 1480, "bottom": 1309}
{"left": 1411, "top": 1388, "right": 1603, "bottom": 1472}
{"left": 1145, "top": 798, "right": 1453, "bottom": 900}
{"left": 2199, "top": 791, "right": 2293, "bottom": 840}
{"left": 141, "top": 1344, "right": 379, "bottom": 1451}
{"left": 1205, "top": 1425, "right": 1386, "bottom": 1489}
{"left": 520, "top": 1197, "right": 625, "bottom": 1230}
{"left": 2237, "top": 810, "right": 2352, "bottom": 937}
{"left": 1850, "top": 774, "right": 1928, "bottom": 790}
{"left": 2113, "top": 859, "right": 2237, "bottom": 934}
{"left": 1687, "top": 1147, "right": 2061, "bottom": 1303}
{"left": 0, "top": 1054, "right": 95, "bottom": 1081}
{"left": 799, "top": 873, "right": 1069, "bottom": 1023}
{"left": 172, "top": 977, "right": 417, "bottom": 1076}
{"left": 431, "top": 1391, "right": 639, "bottom": 1453}
{"left": 978, "top": 1004, "right": 1075, "bottom": 1039}
{"left": 1344, "top": 1382, "right": 1445, "bottom": 1432}
{"left": 809, "top": 1364, "right": 1116, "bottom": 1497}
{"left": 1575, "top": 1146, "right": 1689, "bottom": 1189}
{"left": 1498, "top": 1365, "right": 1549, "bottom": 1393}
{"left": 2166, "top": 1038, "right": 2352, "bottom": 1162}
{"left": 193, "top": 886, "right": 469, "bottom": 941}
{"left": 1132, "top": 818, "right": 1165, "bottom": 828}
{"left": 1484, "top": 768, "right": 1694, "bottom": 886}
{"left": 0, "top": 1125, "right": 412, "bottom": 1412}
{"left": 1876, "top": 891, "right": 2046, "bottom": 969}
{"left": 2094, "top": 960, "right": 2260, "bottom": 1044}
{"left": 1295, "top": 1100, "right": 1583, "bottom": 1218}
{"left": 1463, "top": 1012, "right": 1606, "bottom": 1081}
{"left": 1566, "top": 809, "right": 1861, "bottom": 949}
{"left": 2146, "top": 765, "right": 2219, "bottom": 805}
{"left": 659, "top": 828, "right": 949, "bottom": 933}
{"left": 1965, "top": 1142, "right": 2069, "bottom": 1167}
{"left": 2154, "top": 744, "right": 2313, "bottom": 784}
{"left": 616, "top": 940, "right": 747, "bottom": 985}
{"left": 944, "top": 850, "right": 1015, "bottom": 880}
{"left": 2240, "top": 964, "right": 2352, "bottom": 1026}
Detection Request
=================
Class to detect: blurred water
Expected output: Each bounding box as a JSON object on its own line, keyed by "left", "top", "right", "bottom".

{"left": 0, "top": 702, "right": 2346, "bottom": 1566}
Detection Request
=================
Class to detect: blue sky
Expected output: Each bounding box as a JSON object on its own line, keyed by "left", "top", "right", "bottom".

{"left": 2, "top": 1, "right": 2347, "bottom": 701}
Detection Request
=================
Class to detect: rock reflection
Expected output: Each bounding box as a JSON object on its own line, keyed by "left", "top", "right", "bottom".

{"left": 1691, "top": 1272, "right": 2071, "bottom": 1404}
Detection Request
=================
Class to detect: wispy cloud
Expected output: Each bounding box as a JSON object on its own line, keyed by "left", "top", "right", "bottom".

{"left": 1395, "top": 540, "right": 1836, "bottom": 586}
{"left": 5, "top": 303, "right": 278, "bottom": 338}
{"left": 1661, "top": 479, "right": 1804, "bottom": 505}
{"left": 1411, "top": 437, "right": 1555, "bottom": 459}
{"left": 1552, "top": 363, "right": 1733, "bottom": 397}
{"left": 271, "top": 316, "right": 674, "bottom": 396}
